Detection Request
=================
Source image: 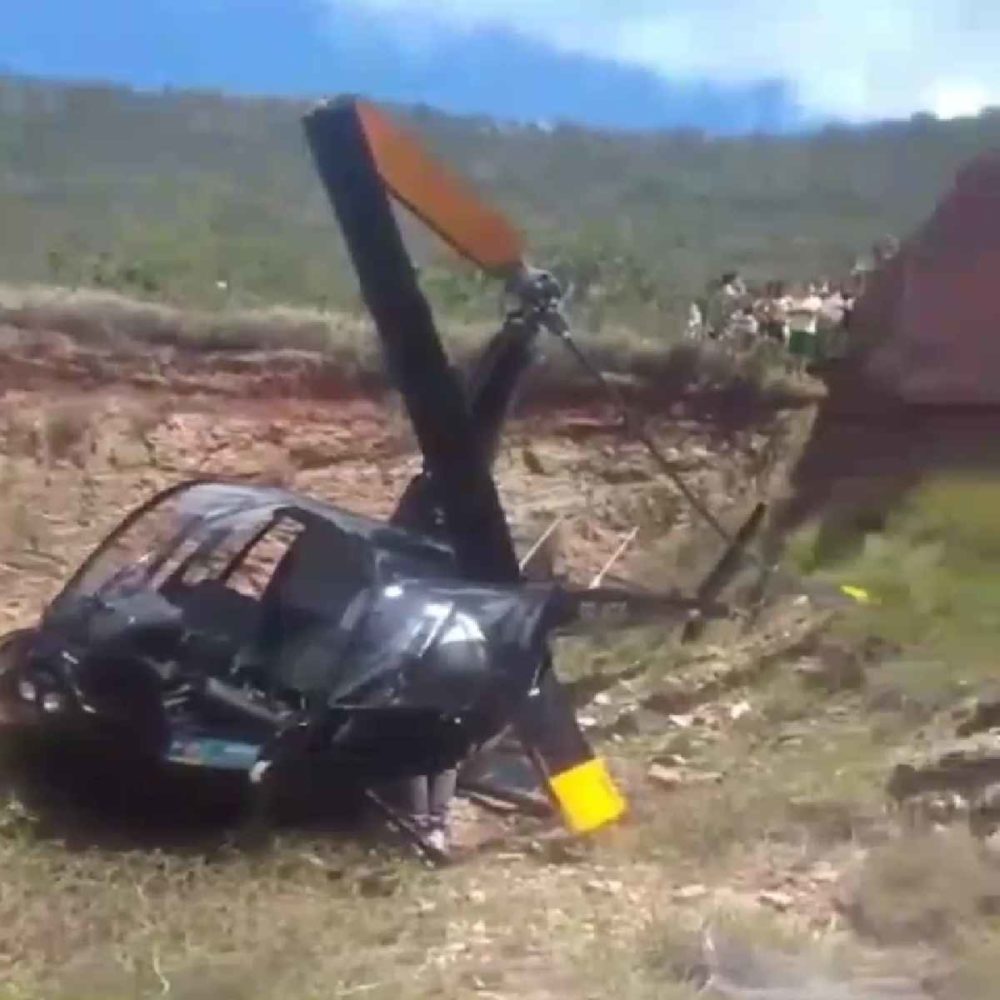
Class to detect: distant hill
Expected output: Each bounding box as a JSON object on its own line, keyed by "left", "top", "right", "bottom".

{"left": 3, "top": 75, "right": 999, "bottom": 337}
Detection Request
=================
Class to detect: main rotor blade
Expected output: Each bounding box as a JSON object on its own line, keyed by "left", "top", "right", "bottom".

{"left": 515, "top": 669, "right": 627, "bottom": 835}
{"left": 392, "top": 313, "right": 543, "bottom": 533}
{"left": 304, "top": 98, "right": 521, "bottom": 583}
{"left": 355, "top": 99, "right": 526, "bottom": 277}
{"left": 305, "top": 96, "right": 621, "bottom": 838}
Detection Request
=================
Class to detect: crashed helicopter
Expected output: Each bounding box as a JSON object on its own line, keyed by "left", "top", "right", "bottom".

{"left": 0, "top": 97, "right": 764, "bottom": 860}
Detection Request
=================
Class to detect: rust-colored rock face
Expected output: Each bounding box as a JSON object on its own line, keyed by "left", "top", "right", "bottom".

{"left": 852, "top": 152, "right": 1000, "bottom": 406}
{"left": 768, "top": 154, "right": 1000, "bottom": 546}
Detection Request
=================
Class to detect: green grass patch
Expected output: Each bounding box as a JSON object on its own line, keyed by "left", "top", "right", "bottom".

{"left": 789, "top": 474, "right": 1000, "bottom": 676}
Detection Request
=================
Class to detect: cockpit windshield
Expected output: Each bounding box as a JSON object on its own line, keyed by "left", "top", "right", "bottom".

{"left": 50, "top": 482, "right": 286, "bottom": 611}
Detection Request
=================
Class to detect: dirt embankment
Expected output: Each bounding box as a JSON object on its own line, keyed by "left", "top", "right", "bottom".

{"left": 0, "top": 324, "right": 802, "bottom": 633}
{"left": 5, "top": 319, "right": 991, "bottom": 1000}
{"left": 768, "top": 358, "right": 1000, "bottom": 564}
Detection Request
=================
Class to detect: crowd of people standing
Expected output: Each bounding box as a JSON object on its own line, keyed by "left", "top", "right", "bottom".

{"left": 685, "top": 237, "right": 900, "bottom": 368}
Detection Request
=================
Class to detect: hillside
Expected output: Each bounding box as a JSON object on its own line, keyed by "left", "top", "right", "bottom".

{"left": 4, "top": 75, "right": 1000, "bottom": 336}
{"left": 0, "top": 311, "right": 998, "bottom": 999}
{"left": 8, "top": 74, "right": 1000, "bottom": 1000}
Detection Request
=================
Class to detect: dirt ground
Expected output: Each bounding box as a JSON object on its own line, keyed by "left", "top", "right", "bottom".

{"left": 0, "top": 325, "right": 792, "bottom": 633}
{"left": 0, "top": 330, "right": 980, "bottom": 1000}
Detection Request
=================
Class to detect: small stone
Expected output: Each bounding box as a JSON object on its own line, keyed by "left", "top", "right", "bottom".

{"left": 647, "top": 764, "right": 723, "bottom": 790}
{"left": 809, "top": 863, "right": 841, "bottom": 885}
{"left": 957, "top": 690, "right": 1000, "bottom": 737}
{"left": 647, "top": 764, "right": 684, "bottom": 788}
{"left": 758, "top": 889, "right": 795, "bottom": 911}
{"left": 673, "top": 884, "right": 710, "bottom": 901}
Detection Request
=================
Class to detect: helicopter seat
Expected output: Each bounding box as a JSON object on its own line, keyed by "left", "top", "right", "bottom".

{"left": 179, "top": 578, "right": 261, "bottom": 645}
{"left": 232, "top": 528, "right": 372, "bottom": 700}
{"left": 266, "top": 588, "right": 373, "bottom": 700}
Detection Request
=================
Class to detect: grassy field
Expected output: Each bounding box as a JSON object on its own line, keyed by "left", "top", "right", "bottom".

{"left": 0, "top": 281, "right": 816, "bottom": 410}
{"left": 3, "top": 474, "right": 1000, "bottom": 998}
{"left": 0, "top": 282, "right": 998, "bottom": 996}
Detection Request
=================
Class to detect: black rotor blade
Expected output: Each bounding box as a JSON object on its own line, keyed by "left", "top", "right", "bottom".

{"left": 515, "top": 668, "right": 627, "bottom": 834}
{"left": 303, "top": 98, "right": 518, "bottom": 583}
{"left": 303, "top": 96, "right": 627, "bottom": 835}
{"left": 682, "top": 501, "right": 766, "bottom": 642}
{"left": 392, "top": 313, "right": 542, "bottom": 533}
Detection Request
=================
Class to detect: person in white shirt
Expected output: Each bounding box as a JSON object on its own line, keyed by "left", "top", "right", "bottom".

{"left": 759, "top": 281, "right": 790, "bottom": 344}
{"left": 819, "top": 288, "right": 845, "bottom": 328}
{"left": 786, "top": 284, "right": 823, "bottom": 367}
{"left": 685, "top": 300, "right": 704, "bottom": 340}
{"left": 705, "top": 271, "right": 746, "bottom": 338}
{"left": 818, "top": 287, "right": 847, "bottom": 359}
{"left": 728, "top": 305, "right": 759, "bottom": 349}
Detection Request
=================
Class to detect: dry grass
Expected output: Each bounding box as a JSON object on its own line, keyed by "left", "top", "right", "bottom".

{"left": 626, "top": 708, "right": 889, "bottom": 874}
{"left": 0, "top": 633, "right": 940, "bottom": 999}
{"left": 0, "top": 332, "right": 982, "bottom": 997}
{"left": 0, "top": 283, "right": 810, "bottom": 404}
{"left": 0, "top": 794, "right": 698, "bottom": 1000}
{"left": 0, "top": 283, "right": 384, "bottom": 371}
{"left": 943, "top": 928, "right": 1000, "bottom": 1000}
{"left": 0, "top": 576, "right": 907, "bottom": 1000}
{"left": 844, "top": 829, "right": 1000, "bottom": 947}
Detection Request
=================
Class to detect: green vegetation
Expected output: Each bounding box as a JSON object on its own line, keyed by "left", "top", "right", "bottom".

{"left": 4, "top": 75, "right": 1000, "bottom": 336}
{"left": 790, "top": 475, "right": 1000, "bottom": 673}
{"left": 7, "top": 73, "right": 1000, "bottom": 997}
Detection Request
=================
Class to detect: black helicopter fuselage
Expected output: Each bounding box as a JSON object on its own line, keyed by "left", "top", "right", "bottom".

{"left": 2, "top": 480, "right": 561, "bottom": 786}
{"left": 0, "top": 98, "right": 655, "bottom": 840}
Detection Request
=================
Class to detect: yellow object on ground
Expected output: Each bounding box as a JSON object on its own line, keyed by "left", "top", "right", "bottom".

{"left": 548, "top": 757, "right": 627, "bottom": 834}
{"left": 841, "top": 584, "right": 873, "bottom": 604}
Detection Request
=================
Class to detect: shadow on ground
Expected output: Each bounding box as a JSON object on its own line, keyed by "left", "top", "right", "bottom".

{"left": 0, "top": 727, "right": 376, "bottom": 856}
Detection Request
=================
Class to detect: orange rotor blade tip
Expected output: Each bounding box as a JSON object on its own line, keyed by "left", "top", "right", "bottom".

{"left": 355, "top": 100, "right": 525, "bottom": 276}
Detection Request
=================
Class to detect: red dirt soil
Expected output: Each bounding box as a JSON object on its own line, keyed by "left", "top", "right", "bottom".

{"left": 0, "top": 330, "right": 787, "bottom": 634}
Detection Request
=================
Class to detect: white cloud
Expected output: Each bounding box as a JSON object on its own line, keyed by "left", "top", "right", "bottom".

{"left": 338, "top": 0, "right": 1000, "bottom": 121}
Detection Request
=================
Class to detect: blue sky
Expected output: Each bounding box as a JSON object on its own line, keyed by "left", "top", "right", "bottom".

{"left": 4, "top": 0, "right": 998, "bottom": 133}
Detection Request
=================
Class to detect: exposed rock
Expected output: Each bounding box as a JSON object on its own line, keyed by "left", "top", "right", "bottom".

{"left": 793, "top": 640, "right": 866, "bottom": 692}
{"left": 955, "top": 687, "right": 1000, "bottom": 737}
{"left": 703, "top": 924, "right": 932, "bottom": 1000}
{"left": 757, "top": 889, "right": 795, "bottom": 911}
{"left": 672, "top": 883, "right": 710, "bottom": 902}
{"left": 887, "top": 730, "right": 1000, "bottom": 803}
{"left": 647, "top": 763, "right": 724, "bottom": 790}
{"left": 728, "top": 699, "right": 752, "bottom": 720}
